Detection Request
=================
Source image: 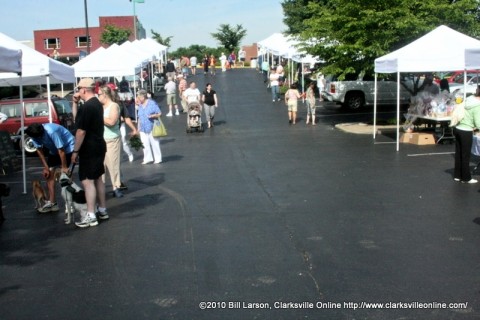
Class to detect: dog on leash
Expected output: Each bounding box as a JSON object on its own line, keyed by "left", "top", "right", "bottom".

{"left": 0, "top": 183, "right": 10, "bottom": 222}
{"left": 54, "top": 169, "right": 87, "bottom": 225}
{"left": 32, "top": 180, "right": 47, "bottom": 210}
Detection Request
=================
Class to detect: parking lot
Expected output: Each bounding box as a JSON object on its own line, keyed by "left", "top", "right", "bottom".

{"left": 1, "top": 69, "right": 479, "bottom": 320}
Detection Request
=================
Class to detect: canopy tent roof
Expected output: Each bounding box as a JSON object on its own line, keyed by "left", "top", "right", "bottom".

{"left": 258, "top": 33, "right": 295, "bottom": 56}
{"left": 0, "top": 46, "right": 21, "bottom": 73}
{"left": 0, "top": 32, "right": 75, "bottom": 86}
{"left": 258, "top": 33, "right": 322, "bottom": 64}
{"left": 73, "top": 39, "right": 168, "bottom": 78}
{"left": 135, "top": 38, "right": 168, "bottom": 61}
{"left": 375, "top": 25, "right": 480, "bottom": 73}
{"left": 73, "top": 43, "right": 145, "bottom": 77}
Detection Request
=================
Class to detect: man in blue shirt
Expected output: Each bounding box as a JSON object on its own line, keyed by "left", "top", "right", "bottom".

{"left": 25, "top": 123, "right": 75, "bottom": 213}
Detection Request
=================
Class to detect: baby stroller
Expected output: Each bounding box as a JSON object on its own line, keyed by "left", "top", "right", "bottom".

{"left": 186, "top": 101, "right": 204, "bottom": 133}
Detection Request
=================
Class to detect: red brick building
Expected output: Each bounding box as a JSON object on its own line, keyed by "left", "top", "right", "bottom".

{"left": 34, "top": 16, "right": 146, "bottom": 59}
{"left": 241, "top": 43, "right": 258, "bottom": 63}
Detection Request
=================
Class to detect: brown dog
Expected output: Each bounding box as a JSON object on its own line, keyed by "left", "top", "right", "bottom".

{"left": 32, "top": 180, "right": 47, "bottom": 210}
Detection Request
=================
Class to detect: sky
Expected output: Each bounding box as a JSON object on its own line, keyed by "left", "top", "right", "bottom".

{"left": 1, "top": 0, "right": 286, "bottom": 50}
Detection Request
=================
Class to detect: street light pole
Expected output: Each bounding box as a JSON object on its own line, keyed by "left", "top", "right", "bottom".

{"left": 133, "top": 0, "right": 137, "bottom": 40}
{"left": 84, "top": 0, "right": 90, "bottom": 54}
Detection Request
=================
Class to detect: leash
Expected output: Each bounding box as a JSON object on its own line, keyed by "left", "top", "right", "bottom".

{"left": 68, "top": 162, "right": 76, "bottom": 177}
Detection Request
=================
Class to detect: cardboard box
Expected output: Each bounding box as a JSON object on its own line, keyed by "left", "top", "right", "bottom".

{"left": 400, "top": 132, "right": 436, "bottom": 145}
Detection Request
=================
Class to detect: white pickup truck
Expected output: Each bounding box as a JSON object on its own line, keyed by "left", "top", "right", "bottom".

{"left": 321, "top": 74, "right": 412, "bottom": 110}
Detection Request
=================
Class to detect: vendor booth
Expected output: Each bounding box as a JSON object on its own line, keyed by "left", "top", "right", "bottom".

{"left": 373, "top": 25, "right": 480, "bottom": 150}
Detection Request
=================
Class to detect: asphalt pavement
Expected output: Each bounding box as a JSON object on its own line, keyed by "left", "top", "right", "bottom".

{"left": 1, "top": 68, "right": 480, "bottom": 320}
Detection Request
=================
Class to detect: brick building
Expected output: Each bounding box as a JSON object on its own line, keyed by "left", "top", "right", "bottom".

{"left": 241, "top": 43, "right": 258, "bottom": 63}
{"left": 33, "top": 16, "right": 146, "bottom": 59}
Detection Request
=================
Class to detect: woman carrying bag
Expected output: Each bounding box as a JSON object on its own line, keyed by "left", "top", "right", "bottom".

{"left": 136, "top": 89, "right": 162, "bottom": 164}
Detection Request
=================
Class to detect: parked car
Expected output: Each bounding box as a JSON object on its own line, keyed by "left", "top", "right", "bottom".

{"left": 435, "top": 70, "right": 480, "bottom": 84}
{"left": 449, "top": 74, "right": 480, "bottom": 97}
{"left": 322, "top": 73, "right": 413, "bottom": 110}
{"left": 0, "top": 96, "right": 74, "bottom": 153}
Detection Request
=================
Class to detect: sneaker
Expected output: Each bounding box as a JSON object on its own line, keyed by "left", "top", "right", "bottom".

{"left": 38, "top": 201, "right": 59, "bottom": 213}
{"left": 75, "top": 213, "right": 98, "bottom": 228}
{"left": 166, "top": 112, "right": 173, "bottom": 117}
{"left": 154, "top": 160, "right": 162, "bottom": 164}
{"left": 273, "top": 100, "right": 275, "bottom": 102}
{"left": 175, "top": 110, "right": 180, "bottom": 116}
{"left": 128, "top": 154, "right": 134, "bottom": 162}
{"left": 97, "top": 210, "right": 109, "bottom": 220}
{"left": 118, "top": 182, "right": 128, "bottom": 190}
{"left": 463, "top": 179, "right": 478, "bottom": 184}
{"left": 454, "top": 178, "right": 460, "bottom": 182}
{"left": 114, "top": 189, "right": 124, "bottom": 198}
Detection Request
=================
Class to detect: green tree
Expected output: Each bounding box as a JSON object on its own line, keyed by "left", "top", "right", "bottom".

{"left": 211, "top": 24, "right": 247, "bottom": 53}
{"left": 151, "top": 30, "right": 173, "bottom": 47}
{"left": 283, "top": 0, "right": 480, "bottom": 79}
{"left": 100, "top": 25, "right": 132, "bottom": 46}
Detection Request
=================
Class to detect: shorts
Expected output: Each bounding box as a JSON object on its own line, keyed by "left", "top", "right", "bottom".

{"left": 78, "top": 155, "right": 105, "bottom": 181}
{"left": 287, "top": 100, "right": 298, "bottom": 112}
{"left": 167, "top": 93, "right": 177, "bottom": 105}
{"left": 306, "top": 101, "right": 316, "bottom": 115}
{"left": 47, "top": 152, "right": 72, "bottom": 168}
{"left": 240, "top": 58, "right": 245, "bottom": 62}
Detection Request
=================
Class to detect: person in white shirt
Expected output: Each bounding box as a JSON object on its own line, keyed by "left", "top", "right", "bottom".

{"left": 238, "top": 49, "right": 246, "bottom": 67}
{"left": 183, "top": 82, "right": 201, "bottom": 104}
{"left": 164, "top": 77, "right": 179, "bottom": 116}
{"left": 220, "top": 53, "right": 227, "bottom": 72}
{"left": 190, "top": 56, "right": 198, "bottom": 75}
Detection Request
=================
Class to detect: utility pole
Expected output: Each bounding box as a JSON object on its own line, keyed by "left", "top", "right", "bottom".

{"left": 84, "top": 0, "right": 90, "bottom": 54}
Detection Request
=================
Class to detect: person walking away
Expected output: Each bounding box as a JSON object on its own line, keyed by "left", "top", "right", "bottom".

{"left": 25, "top": 123, "right": 75, "bottom": 213}
{"left": 270, "top": 68, "right": 280, "bottom": 102}
{"left": 285, "top": 83, "right": 302, "bottom": 125}
{"left": 209, "top": 55, "right": 216, "bottom": 76}
{"left": 305, "top": 82, "right": 317, "bottom": 125}
{"left": 181, "top": 56, "right": 190, "bottom": 78}
{"left": 203, "top": 54, "right": 209, "bottom": 76}
{"left": 453, "top": 86, "right": 480, "bottom": 183}
{"left": 238, "top": 49, "right": 246, "bottom": 67}
{"left": 190, "top": 55, "right": 197, "bottom": 75}
{"left": 177, "top": 74, "right": 188, "bottom": 113}
{"left": 220, "top": 53, "right": 227, "bottom": 72}
{"left": 202, "top": 83, "right": 218, "bottom": 128}
{"left": 118, "top": 76, "right": 131, "bottom": 102}
{"left": 136, "top": 89, "right": 162, "bottom": 164}
{"left": 165, "top": 77, "right": 180, "bottom": 116}
{"left": 98, "top": 85, "right": 124, "bottom": 198}
{"left": 262, "top": 60, "right": 270, "bottom": 84}
{"left": 318, "top": 73, "right": 326, "bottom": 101}
{"left": 166, "top": 58, "right": 176, "bottom": 80}
{"left": 229, "top": 51, "right": 236, "bottom": 69}
{"left": 71, "top": 78, "right": 108, "bottom": 228}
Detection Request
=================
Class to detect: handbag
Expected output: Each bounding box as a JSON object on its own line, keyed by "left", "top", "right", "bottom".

{"left": 152, "top": 118, "right": 167, "bottom": 137}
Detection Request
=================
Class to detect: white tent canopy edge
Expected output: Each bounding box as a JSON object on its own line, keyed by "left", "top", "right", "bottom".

{"left": 373, "top": 25, "right": 480, "bottom": 151}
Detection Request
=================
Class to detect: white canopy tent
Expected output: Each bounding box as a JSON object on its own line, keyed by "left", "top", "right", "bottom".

{"left": 373, "top": 25, "right": 480, "bottom": 151}
{"left": 0, "top": 32, "right": 75, "bottom": 193}
{"left": 73, "top": 44, "right": 145, "bottom": 78}
{"left": 0, "top": 46, "right": 21, "bottom": 73}
{"left": 0, "top": 32, "right": 75, "bottom": 87}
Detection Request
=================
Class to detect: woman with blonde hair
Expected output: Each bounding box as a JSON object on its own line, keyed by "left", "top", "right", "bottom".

{"left": 97, "top": 85, "right": 124, "bottom": 198}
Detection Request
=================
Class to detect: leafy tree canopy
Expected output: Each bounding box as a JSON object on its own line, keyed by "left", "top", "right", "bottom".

{"left": 151, "top": 30, "right": 173, "bottom": 47}
{"left": 100, "top": 25, "right": 132, "bottom": 46}
{"left": 282, "top": 0, "right": 480, "bottom": 79}
{"left": 169, "top": 45, "right": 224, "bottom": 60}
{"left": 211, "top": 24, "right": 247, "bottom": 53}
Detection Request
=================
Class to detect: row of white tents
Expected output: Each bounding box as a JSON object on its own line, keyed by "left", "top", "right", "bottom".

{"left": 0, "top": 32, "right": 167, "bottom": 192}
{"left": 257, "top": 27, "right": 480, "bottom": 151}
